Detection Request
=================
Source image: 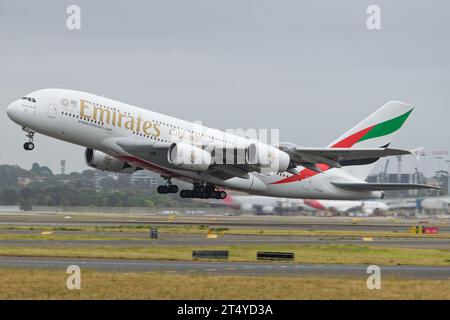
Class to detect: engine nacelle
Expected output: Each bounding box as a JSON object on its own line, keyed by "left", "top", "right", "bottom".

{"left": 85, "top": 148, "right": 137, "bottom": 174}
{"left": 167, "top": 142, "right": 212, "bottom": 171}
{"left": 246, "top": 142, "right": 290, "bottom": 173}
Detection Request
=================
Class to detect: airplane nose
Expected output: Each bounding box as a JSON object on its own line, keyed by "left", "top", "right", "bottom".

{"left": 6, "top": 100, "right": 20, "bottom": 122}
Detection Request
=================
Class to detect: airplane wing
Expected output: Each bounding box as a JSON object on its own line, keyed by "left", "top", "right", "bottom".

{"left": 331, "top": 182, "right": 440, "bottom": 191}
{"left": 115, "top": 138, "right": 256, "bottom": 180}
{"left": 278, "top": 144, "right": 411, "bottom": 173}
{"left": 116, "top": 139, "right": 171, "bottom": 159}
{"left": 115, "top": 138, "right": 414, "bottom": 181}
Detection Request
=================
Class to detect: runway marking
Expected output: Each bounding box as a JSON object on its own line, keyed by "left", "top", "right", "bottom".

{"left": 225, "top": 268, "right": 236, "bottom": 270}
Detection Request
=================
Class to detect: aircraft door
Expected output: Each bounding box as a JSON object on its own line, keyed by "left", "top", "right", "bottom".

{"left": 47, "top": 103, "right": 57, "bottom": 118}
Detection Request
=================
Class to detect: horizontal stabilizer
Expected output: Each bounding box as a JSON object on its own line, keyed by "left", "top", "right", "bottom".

{"left": 331, "top": 182, "right": 440, "bottom": 191}
{"left": 278, "top": 145, "right": 412, "bottom": 173}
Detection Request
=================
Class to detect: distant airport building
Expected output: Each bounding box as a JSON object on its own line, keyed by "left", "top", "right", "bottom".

{"left": 367, "top": 172, "right": 423, "bottom": 184}
{"left": 367, "top": 171, "right": 429, "bottom": 197}
{"left": 60, "top": 160, "right": 66, "bottom": 175}
{"left": 130, "top": 170, "right": 164, "bottom": 187}
{"left": 448, "top": 176, "right": 450, "bottom": 195}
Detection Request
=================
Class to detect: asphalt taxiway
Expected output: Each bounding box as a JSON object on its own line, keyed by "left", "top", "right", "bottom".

{"left": 0, "top": 232, "right": 449, "bottom": 249}
{"left": 0, "top": 256, "right": 448, "bottom": 279}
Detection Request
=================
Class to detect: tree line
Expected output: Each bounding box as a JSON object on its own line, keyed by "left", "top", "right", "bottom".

{"left": 0, "top": 163, "right": 197, "bottom": 208}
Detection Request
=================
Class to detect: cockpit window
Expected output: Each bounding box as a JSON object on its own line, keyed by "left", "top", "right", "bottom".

{"left": 21, "top": 97, "right": 36, "bottom": 103}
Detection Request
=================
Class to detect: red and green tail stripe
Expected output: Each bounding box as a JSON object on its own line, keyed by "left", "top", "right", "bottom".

{"left": 332, "top": 108, "right": 413, "bottom": 148}
{"left": 271, "top": 108, "right": 413, "bottom": 185}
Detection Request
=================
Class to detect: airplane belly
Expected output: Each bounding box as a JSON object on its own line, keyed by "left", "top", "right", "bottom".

{"left": 207, "top": 175, "right": 257, "bottom": 192}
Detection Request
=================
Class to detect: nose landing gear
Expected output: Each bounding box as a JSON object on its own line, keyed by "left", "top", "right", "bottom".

{"left": 23, "top": 131, "right": 35, "bottom": 151}
{"left": 23, "top": 142, "right": 34, "bottom": 151}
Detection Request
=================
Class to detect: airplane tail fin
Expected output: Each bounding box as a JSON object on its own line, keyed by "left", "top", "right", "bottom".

{"left": 327, "top": 101, "right": 414, "bottom": 180}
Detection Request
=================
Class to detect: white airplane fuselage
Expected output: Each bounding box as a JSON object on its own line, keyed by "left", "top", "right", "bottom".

{"left": 6, "top": 89, "right": 383, "bottom": 200}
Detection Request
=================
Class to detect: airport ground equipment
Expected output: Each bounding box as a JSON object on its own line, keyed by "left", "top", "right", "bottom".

{"left": 410, "top": 226, "right": 439, "bottom": 234}
{"left": 150, "top": 227, "right": 158, "bottom": 239}
{"left": 256, "top": 251, "right": 295, "bottom": 261}
{"left": 192, "top": 250, "right": 229, "bottom": 260}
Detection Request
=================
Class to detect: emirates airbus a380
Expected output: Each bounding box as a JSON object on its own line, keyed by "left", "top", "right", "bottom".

{"left": 6, "top": 89, "right": 436, "bottom": 200}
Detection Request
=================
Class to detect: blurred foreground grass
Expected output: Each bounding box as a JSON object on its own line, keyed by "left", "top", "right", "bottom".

{"left": 0, "top": 268, "right": 448, "bottom": 299}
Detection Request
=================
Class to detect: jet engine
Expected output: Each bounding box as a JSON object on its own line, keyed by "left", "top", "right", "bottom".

{"left": 85, "top": 148, "right": 138, "bottom": 173}
{"left": 167, "top": 142, "right": 212, "bottom": 171}
{"left": 246, "top": 142, "right": 290, "bottom": 173}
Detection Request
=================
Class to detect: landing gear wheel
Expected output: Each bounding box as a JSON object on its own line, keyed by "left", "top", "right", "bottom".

{"left": 23, "top": 142, "right": 34, "bottom": 151}
{"left": 183, "top": 190, "right": 193, "bottom": 198}
{"left": 194, "top": 185, "right": 206, "bottom": 193}
{"left": 218, "top": 191, "right": 227, "bottom": 199}
{"left": 158, "top": 179, "right": 179, "bottom": 194}
{"left": 23, "top": 130, "right": 35, "bottom": 151}
{"left": 179, "top": 185, "right": 226, "bottom": 199}
{"left": 157, "top": 185, "right": 170, "bottom": 194}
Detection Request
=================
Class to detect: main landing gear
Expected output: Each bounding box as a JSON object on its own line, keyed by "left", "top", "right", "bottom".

{"left": 155, "top": 178, "right": 227, "bottom": 200}
{"left": 180, "top": 185, "right": 227, "bottom": 199}
{"left": 156, "top": 176, "right": 179, "bottom": 194}
{"left": 23, "top": 130, "right": 35, "bottom": 151}
{"left": 156, "top": 183, "right": 179, "bottom": 194}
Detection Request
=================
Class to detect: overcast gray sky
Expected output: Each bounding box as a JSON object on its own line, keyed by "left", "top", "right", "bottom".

{"left": 0, "top": 0, "right": 449, "bottom": 175}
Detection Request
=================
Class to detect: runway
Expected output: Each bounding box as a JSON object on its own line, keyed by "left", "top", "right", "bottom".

{"left": 0, "top": 212, "right": 448, "bottom": 282}
{"left": 0, "top": 212, "right": 449, "bottom": 249}
{"left": 0, "top": 256, "right": 448, "bottom": 279}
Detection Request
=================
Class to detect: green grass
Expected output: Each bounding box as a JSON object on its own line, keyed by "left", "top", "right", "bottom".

{"left": 0, "top": 234, "right": 144, "bottom": 241}
{"left": 0, "top": 244, "right": 449, "bottom": 266}
{"left": 0, "top": 224, "right": 449, "bottom": 239}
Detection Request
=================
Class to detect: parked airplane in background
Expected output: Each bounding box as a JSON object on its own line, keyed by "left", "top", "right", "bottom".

{"left": 216, "top": 194, "right": 386, "bottom": 215}
{"left": 216, "top": 194, "right": 307, "bottom": 214}
{"left": 7, "top": 89, "right": 437, "bottom": 200}
{"left": 384, "top": 196, "right": 450, "bottom": 213}
{"left": 302, "top": 199, "right": 388, "bottom": 216}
